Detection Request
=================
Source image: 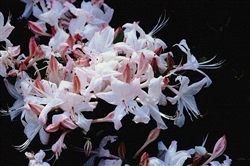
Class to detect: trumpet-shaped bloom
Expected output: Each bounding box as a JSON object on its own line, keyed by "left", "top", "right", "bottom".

{"left": 86, "top": 25, "right": 114, "bottom": 54}
{"left": 139, "top": 76, "right": 168, "bottom": 129}
{"left": 174, "top": 39, "right": 223, "bottom": 87}
{"left": 13, "top": 109, "right": 50, "bottom": 152}
{"left": 49, "top": 28, "right": 69, "bottom": 51}
{"left": 25, "top": 150, "right": 50, "bottom": 166}
{"left": 167, "top": 76, "right": 207, "bottom": 127}
{"left": 148, "top": 141, "right": 194, "bottom": 166}
{"left": 0, "top": 12, "right": 14, "bottom": 47}
{"left": 38, "top": 0, "right": 65, "bottom": 27}
{"left": 80, "top": 0, "right": 114, "bottom": 24}
{"left": 96, "top": 76, "right": 150, "bottom": 129}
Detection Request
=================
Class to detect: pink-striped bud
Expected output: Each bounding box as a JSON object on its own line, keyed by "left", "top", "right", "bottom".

{"left": 161, "top": 77, "right": 169, "bottom": 90}
{"left": 49, "top": 55, "right": 59, "bottom": 74}
{"left": 34, "top": 77, "right": 45, "bottom": 92}
{"left": 201, "top": 135, "right": 227, "bottom": 166}
{"left": 59, "top": 43, "right": 69, "bottom": 64}
{"left": 150, "top": 57, "right": 158, "bottom": 74}
{"left": 28, "top": 21, "right": 52, "bottom": 37}
{"left": 212, "top": 135, "right": 227, "bottom": 158}
{"left": 133, "top": 127, "right": 161, "bottom": 158}
{"left": 46, "top": 124, "right": 60, "bottom": 133}
{"left": 100, "top": 23, "right": 107, "bottom": 31}
{"left": 72, "top": 49, "right": 84, "bottom": 59}
{"left": 28, "top": 103, "right": 44, "bottom": 115}
{"left": 84, "top": 140, "right": 92, "bottom": 157}
{"left": 122, "top": 63, "right": 131, "bottom": 83}
{"left": 154, "top": 46, "right": 162, "bottom": 56}
{"left": 73, "top": 33, "right": 82, "bottom": 42}
{"left": 118, "top": 141, "right": 126, "bottom": 160}
{"left": 24, "top": 37, "right": 37, "bottom": 64}
{"left": 166, "top": 53, "right": 175, "bottom": 72}
{"left": 67, "top": 34, "right": 75, "bottom": 48}
{"left": 147, "top": 127, "right": 161, "bottom": 143}
{"left": 136, "top": 53, "right": 148, "bottom": 77}
{"left": 140, "top": 152, "right": 149, "bottom": 166}
{"left": 73, "top": 74, "right": 81, "bottom": 94}
{"left": 114, "top": 26, "right": 123, "bottom": 39}
{"left": 51, "top": 26, "right": 56, "bottom": 36}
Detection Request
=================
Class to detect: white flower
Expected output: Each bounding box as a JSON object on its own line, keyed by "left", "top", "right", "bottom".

{"left": 25, "top": 150, "right": 50, "bottom": 166}
{"left": 96, "top": 76, "right": 150, "bottom": 129}
{"left": 167, "top": 76, "right": 208, "bottom": 127}
{"left": 0, "top": 12, "right": 14, "bottom": 47}
{"left": 148, "top": 141, "right": 194, "bottom": 166}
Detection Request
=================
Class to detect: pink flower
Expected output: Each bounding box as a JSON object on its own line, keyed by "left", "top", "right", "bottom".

{"left": 133, "top": 127, "right": 161, "bottom": 159}
{"left": 201, "top": 135, "right": 227, "bottom": 166}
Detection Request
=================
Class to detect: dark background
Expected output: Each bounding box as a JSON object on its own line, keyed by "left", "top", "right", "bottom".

{"left": 1, "top": 0, "right": 250, "bottom": 165}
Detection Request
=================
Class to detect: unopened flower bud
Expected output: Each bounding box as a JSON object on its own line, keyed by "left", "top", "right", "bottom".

{"left": 19, "top": 61, "right": 27, "bottom": 71}
{"left": 122, "top": 63, "right": 131, "bottom": 83}
{"left": 140, "top": 152, "right": 149, "bottom": 166}
{"left": 28, "top": 103, "right": 44, "bottom": 115}
{"left": 118, "top": 141, "right": 126, "bottom": 160}
{"left": 133, "top": 127, "right": 161, "bottom": 158}
{"left": 166, "top": 52, "right": 175, "bottom": 72}
{"left": 73, "top": 74, "right": 81, "bottom": 94}
{"left": 28, "top": 21, "right": 51, "bottom": 37}
{"left": 154, "top": 46, "right": 162, "bottom": 56}
{"left": 84, "top": 140, "right": 92, "bottom": 157}
{"left": 201, "top": 135, "right": 227, "bottom": 166}
{"left": 72, "top": 49, "right": 84, "bottom": 59}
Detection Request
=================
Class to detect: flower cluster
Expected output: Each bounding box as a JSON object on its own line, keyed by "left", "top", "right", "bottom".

{"left": 0, "top": 0, "right": 230, "bottom": 165}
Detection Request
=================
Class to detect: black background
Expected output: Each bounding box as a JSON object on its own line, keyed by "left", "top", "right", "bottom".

{"left": 1, "top": 0, "right": 250, "bottom": 165}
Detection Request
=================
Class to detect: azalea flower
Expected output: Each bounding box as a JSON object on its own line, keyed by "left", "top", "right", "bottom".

{"left": 148, "top": 141, "right": 194, "bottom": 166}
{"left": 75, "top": 60, "right": 121, "bottom": 95}
{"left": 81, "top": 0, "right": 114, "bottom": 24}
{"left": 0, "top": 71, "right": 33, "bottom": 120}
{"left": 138, "top": 76, "right": 168, "bottom": 129}
{"left": 25, "top": 149, "right": 50, "bottom": 166}
{"left": 84, "top": 25, "right": 115, "bottom": 54}
{"left": 167, "top": 76, "right": 208, "bottom": 127}
{"left": 174, "top": 39, "right": 224, "bottom": 87}
{"left": 0, "top": 12, "right": 14, "bottom": 47}
{"left": 14, "top": 109, "right": 50, "bottom": 152}
{"left": 83, "top": 136, "right": 120, "bottom": 165}
{"left": 38, "top": 0, "right": 66, "bottom": 28}
{"left": 96, "top": 76, "right": 150, "bottom": 129}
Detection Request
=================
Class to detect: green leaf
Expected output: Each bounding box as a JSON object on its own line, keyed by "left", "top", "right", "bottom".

{"left": 198, "top": 56, "right": 207, "bottom": 63}
{"left": 113, "top": 29, "right": 124, "bottom": 44}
